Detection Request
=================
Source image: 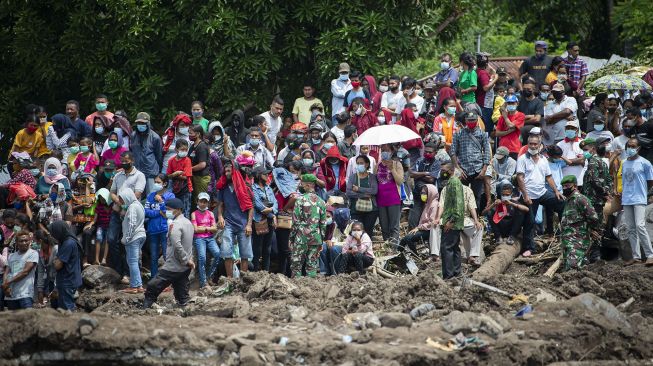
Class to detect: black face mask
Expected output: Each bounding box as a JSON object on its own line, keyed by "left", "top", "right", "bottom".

{"left": 562, "top": 187, "right": 574, "bottom": 197}
{"left": 121, "top": 162, "right": 132, "bottom": 170}
{"left": 552, "top": 91, "right": 564, "bottom": 101}
{"left": 522, "top": 90, "right": 533, "bottom": 98}
{"left": 390, "top": 85, "right": 399, "bottom": 92}
{"left": 607, "top": 107, "right": 617, "bottom": 113}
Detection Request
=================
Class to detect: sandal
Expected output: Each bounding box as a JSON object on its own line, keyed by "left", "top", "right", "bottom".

{"left": 120, "top": 287, "right": 140, "bottom": 294}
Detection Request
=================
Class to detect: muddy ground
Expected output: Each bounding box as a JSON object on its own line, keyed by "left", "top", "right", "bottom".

{"left": 0, "top": 258, "right": 652, "bottom": 365}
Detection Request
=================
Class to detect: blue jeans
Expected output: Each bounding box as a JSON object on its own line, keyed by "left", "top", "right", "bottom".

{"left": 56, "top": 285, "right": 76, "bottom": 310}
{"left": 126, "top": 237, "right": 146, "bottom": 288}
{"left": 194, "top": 237, "right": 220, "bottom": 287}
{"left": 108, "top": 212, "right": 126, "bottom": 276}
{"left": 177, "top": 191, "right": 191, "bottom": 218}
{"left": 6, "top": 297, "right": 33, "bottom": 310}
{"left": 148, "top": 232, "right": 167, "bottom": 278}
{"left": 320, "top": 243, "right": 342, "bottom": 275}
{"left": 220, "top": 225, "right": 253, "bottom": 259}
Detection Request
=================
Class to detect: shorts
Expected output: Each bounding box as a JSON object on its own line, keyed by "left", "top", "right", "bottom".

{"left": 96, "top": 226, "right": 108, "bottom": 243}
{"left": 220, "top": 225, "right": 253, "bottom": 260}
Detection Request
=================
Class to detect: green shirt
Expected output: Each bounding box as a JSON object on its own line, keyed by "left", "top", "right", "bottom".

{"left": 193, "top": 118, "right": 209, "bottom": 133}
{"left": 459, "top": 69, "right": 478, "bottom": 103}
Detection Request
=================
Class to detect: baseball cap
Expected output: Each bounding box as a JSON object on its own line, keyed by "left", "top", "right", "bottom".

{"left": 496, "top": 66, "right": 508, "bottom": 75}
{"left": 464, "top": 111, "right": 478, "bottom": 121}
{"left": 595, "top": 137, "right": 611, "bottom": 146}
{"left": 338, "top": 63, "right": 351, "bottom": 73}
{"left": 309, "top": 122, "right": 324, "bottom": 132}
{"left": 505, "top": 94, "right": 518, "bottom": 103}
{"left": 197, "top": 192, "right": 211, "bottom": 202}
{"left": 565, "top": 120, "right": 580, "bottom": 129}
{"left": 166, "top": 198, "right": 183, "bottom": 210}
{"left": 251, "top": 165, "right": 271, "bottom": 176}
{"left": 552, "top": 83, "right": 565, "bottom": 92}
{"left": 535, "top": 40, "right": 548, "bottom": 49}
{"left": 530, "top": 127, "right": 542, "bottom": 135}
{"left": 135, "top": 112, "right": 150, "bottom": 123}
{"left": 495, "top": 146, "right": 510, "bottom": 158}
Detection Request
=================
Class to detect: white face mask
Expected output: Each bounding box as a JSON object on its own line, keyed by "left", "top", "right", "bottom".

{"left": 378, "top": 116, "right": 386, "bottom": 124}
{"left": 528, "top": 148, "right": 539, "bottom": 155}
{"left": 379, "top": 85, "right": 388, "bottom": 93}
{"left": 351, "top": 230, "right": 363, "bottom": 239}
{"left": 501, "top": 195, "right": 512, "bottom": 201}
{"left": 355, "top": 106, "right": 363, "bottom": 116}
{"left": 413, "top": 111, "right": 419, "bottom": 119}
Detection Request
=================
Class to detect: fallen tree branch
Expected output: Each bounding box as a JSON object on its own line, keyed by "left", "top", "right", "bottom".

{"left": 514, "top": 255, "right": 558, "bottom": 265}
{"left": 544, "top": 256, "right": 562, "bottom": 278}
{"left": 472, "top": 243, "right": 521, "bottom": 281}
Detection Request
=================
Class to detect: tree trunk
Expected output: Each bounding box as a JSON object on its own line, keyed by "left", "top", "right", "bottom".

{"left": 471, "top": 243, "right": 521, "bottom": 281}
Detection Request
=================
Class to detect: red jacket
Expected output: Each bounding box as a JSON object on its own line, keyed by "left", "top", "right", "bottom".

{"left": 319, "top": 146, "right": 348, "bottom": 192}
{"left": 399, "top": 108, "right": 423, "bottom": 151}
{"left": 351, "top": 110, "right": 378, "bottom": 135}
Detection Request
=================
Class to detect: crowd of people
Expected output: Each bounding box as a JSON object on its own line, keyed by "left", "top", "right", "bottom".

{"left": 2, "top": 40, "right": 653, "bottom": 311}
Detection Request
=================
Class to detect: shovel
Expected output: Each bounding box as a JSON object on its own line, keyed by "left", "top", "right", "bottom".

{"left": 462, "top": 278, "right": 529, "bottom": 304}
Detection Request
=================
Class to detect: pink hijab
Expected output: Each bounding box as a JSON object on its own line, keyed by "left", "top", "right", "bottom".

{"left": 43, "top": 157, "right": 66, "bottom": 185}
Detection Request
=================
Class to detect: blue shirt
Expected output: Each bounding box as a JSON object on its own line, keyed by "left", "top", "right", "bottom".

{"left": 548, "top": 160, "right": 566, "bottom": 191}
{"left": 130, "top": 130, "right": 163, "bottom": 179}
{"left": 621, "top": 156, "right": 653, "bottom": 206}
{"left": 252, "top": 184, "right": 278, "bottom": 222}
{"left": 217, "top": 185, "right": 249, "bottom": 230}
{"left": 434, "top": 68, "right": 459, "bottom": 87}
{"left": 56, "top": 238, "right": 82, "bottom": 288}
{"left": 345, "top": 89, "right": 367, "bottom": 107}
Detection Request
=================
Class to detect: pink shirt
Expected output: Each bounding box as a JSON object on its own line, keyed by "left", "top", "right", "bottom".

{"left": 101, "top": 146, "right": 127, "bottom": 166}
{"left": 192, "top": 210, "right": 215, "bottom": 238}
{"left": 85, "top": 111, "right": 115, "bottom": 127}
{"left": 74, "top": 153, "right": 100, "bottom": 173}
{"left": 341, "top": 233, "right": 374, "bottom": 258}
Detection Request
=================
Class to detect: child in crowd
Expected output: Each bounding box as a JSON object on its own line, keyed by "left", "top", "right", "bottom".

{"left": 191, "top": 192, "right": 219, "bottom": 289}
{"left": 144, "top": 174, "right": 174, "bottom": 278}
{"left": 167, "top": 139, "right": 193, "bottom": 218}
{"left": 73, "top": 137, "right": 100, "bottom": 176}
{"left": 71, "top": 174, "right": 96, "bottom": 266}
{"left": 91, "top": 188, "right": 112, "bottom": 265}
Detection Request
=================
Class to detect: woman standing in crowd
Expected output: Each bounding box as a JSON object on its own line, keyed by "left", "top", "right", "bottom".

{"left": 36, "top": 158, "right": 72, "bottom": 201}
{"left": 191, "top": 101, "right": 209, "bottom": 132}
{"left": 346, "top": 154, "right": 378, "bottom": 235}
{"left": 188, "top": 125, "right": 210, "bottom": 207}
{"left": 375, "top": 144, "right": 404, "bottom": 249}
{"left": 251, "top": 166, "right": 278, "bottom": 272}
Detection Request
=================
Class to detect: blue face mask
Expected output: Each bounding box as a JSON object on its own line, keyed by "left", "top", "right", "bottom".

{"left": 626, "top": 147, "right": 638, "bottom": 158}
{"left": 250, "top": 138, "right": 261, "bottom": 147}
{"left": 593, "top": 124, "right": 604, "bottom": 132}
{"left": 565, "top": 130, "right": 577, "bottom": 140}
{"left": 152, "top": 183, "right": 163, "bottom": 192}
{"left": 323, "top": 143, "right": 334, "bottom": 151}
{"left": 178, "top": 127, "right": 189, "bottom": 135}
{"left": 49, "top": 192, "right": 58, "bottom": 202}
{"left": 30, "top": 168, "right": 40, "bottom": 176}
{"left": 95, "top": 127, "right": 104, "bottom": 135}
{"left": 80, "top": 145, "right": 90, "bottom": 153}
{"left": 339, "top": 73, "right": 349, "bottom": 81}
{"left": 540, "top": 92, "right": 549, "bottom": 101}
{"left": 136, "top": 124, "right": 148, "bottom": 132}
{"left": 302, "top": 158, "right": 313, "bottom": 167}
{"left": 166, "top": 211, "right": 175, "bottom": 220}
{"left": 641, "top": 109, "right": 647, "bottom": 118}
{"left": 192, "top": 111, "right": 203, "bottom": 118}
{"left": 381, "top": 151, "right": 392, "bottom": 160}
{"left": 96, "top": 103, "right": 108, "bottom": 112}
{"left": 583, "top": 151, "right": 592, "bottom": 159}
{"left": 507, "top": 105, "right": 517, "bottom": 112}
{"left": 326, "top": 218, "right": 333, "bottom": 225}
{"left": 113, "top": 127, "right": 122, "bottom": 134}
{"left": 357, "top": 164, "right": 366, "bottom": 173}
{"left": 46, "top": 168, "right": 58, "bottom": 177}
{"left": 312, "top": 138, "right": 321, "bottom": 145}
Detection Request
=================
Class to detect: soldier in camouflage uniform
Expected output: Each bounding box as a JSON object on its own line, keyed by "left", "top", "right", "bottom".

{"left": 290, "top": 174, "right": 328, "bottom": 278}
{"left": 560, "top": 175, "right": 600, "bottom": 270}
{"left": 580, "top": 138, "right": 613, "bottom": 261}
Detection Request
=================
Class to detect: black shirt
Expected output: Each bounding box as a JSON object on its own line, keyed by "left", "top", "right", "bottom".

{"left": 518, "top": 97, "right": 544, "bottom": 119}
{"left": 189, "top": 141, "right": 210, "bottom": 177}
{"left": 519, "top": 55, "right": 553, "bottom": 88}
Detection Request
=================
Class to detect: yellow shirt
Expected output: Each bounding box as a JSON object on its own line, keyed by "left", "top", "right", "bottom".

{"left": 292, "top": 97, "right": 323, "bottom": 124}
{"left": 492, "top": 95, "right": 505, "bottom": 123}
{"left": 10, "top": 128, "right": 48, "bottom": 158}
{"left": 545, "top": 71, "right": 558, "bottom": 85}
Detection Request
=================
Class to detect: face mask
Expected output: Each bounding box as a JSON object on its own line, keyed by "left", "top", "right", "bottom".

{"left": 420, "top": 194, "right": 428, "bottom": 202}
{"left": 324, "top": 143, "right": 334, "bottom": 151}
{"left": 178, "top": 127, "right": 189, "bottom": 135}
{"left": 40, "top": 117, "right": 47, "bottom": 124}
{"left": 540, "top": 92, "right": 549, "bottom": 101}
{"left": 626, "top": 147, "right": 638, "bottom": 158}
{"left": 466, "top": 122, "right": 477, "bottom": 130}
{"left": 108, "top": 140, "right": 118, "bottom": 149}
{"left": 250, "top": 138, "right": 260, "bottom": 147}
{"left": 46, "top": 168, "right": 58, "bottom": 177}
{"left": 423, "top": 153, "right": 434, "bottom": 160}
{"left": 80, "top": 145, "right": 90, "bottom": 153}
{"left": 641, "top": 109, "right": 647, "bottom": 117}
{"left": 381, "top": 151, "right": 392, "bottom": 160}
{"left": 197, "top": 205, "right": 207, "bottom": 212}
{"left": 166, "top": 211, "right": 175, "bottom": 220}
{"left": 302, "top": 158, "right": 313, "bottom": 167}
{"left": 557, "top": 74, "right": 567, "bottom": 81}
{"left": 357, "top": 164, "right": 366, "bottom": 173}
{"left": 522, "top": 90, "right": 533, "bottom": 98}
{"left": 136, "top": 124, "right": 148, "bottom": 132}
{"left": 192, "top": 111, "right": 203, "bottom": 118}
{"left": 26, "top": 126, "right": 38, "bottom": 134}
{"left": 69, "top": 146, "right": 79, "bottom": 154}
{"left": 552, "top": 91, "right": 564, "bottom": 101}
{"left": 95, "top": 127, "right": 104, "bottom": 135}
{"left": 49, "top": 192, "right": 58, "bottom": 202}
{"left": 379, "top": 85, "right": 388, "bottom": 93}
{"left": 446, "top": 106, "right": 456, "bottom": 115}
{"left": 312, "top": 138, "right": 321, "bottom": 145}
{"left": 501, "top": 195, "right": 512, "bottom": 201}
{"left": 564, "top": 130, "right": 577, "bottom": 140}
{"left": 96, "top": 103, "right": 108, "bottom": 111}
{"left": 113, "top": 127, "right": 122, "bottom": 134}
{"left": 413, "top": 111, "right": 419, "bottom": 119}
{"left": 213, "top": 135, "right": 223, "bottom": 144}
{"left": 326, "top": 218, "right": 333, "bottom": 225}
{"left": 355, "top": 106, "right": 363, "bottom": 116}
{"left": 177, "top": 151, "right": 188, "bottom": 158}
{"left": 30, "top": 168, "right": 40, "bottom": 176}
{"left": 121, "top": 162, "right": 132, "bottom": 170}
{"left": 593, "top": 124, "right": 604, "bottom": 132}
{"left": 296, "top": 134, "right": 305, "bottom": 140}
{"left": 583, "top": 151, "right": 592, "bottom": 159}
{"left": 607, "top": 107, "right": 617, "bottom": 113}
{"left": 378, "top": 116, "right": 386, "bottom": 124}
{"left": 507, "top": 105, "right": 517, "bottom": 112}
{"left": 104, "top": 171, "right": 114, "bottom": 179}
{"left": 528, "top": 148, "right": 539, "bottom": 156}
{"left": 351, "top": 230, "right": 362, "bottom": 239}
{"left": 351, "top": 81, "right": 361, "bottom": 88}
{"left": 152, "top": 183, "right": 163, "bottom": 192}
{"left": 405, "top": 88, "right": 414, "bottom": 96}
{"left": 121, "top": 204, "right": 129, "bottom": 210}
{"left": 440, "top": 62, "right": 450, "bottom": 70}
{"left": 562, "top": 187, "right": 574, "bottom": 197}
{"left": 339, "top": 74, "right": 349, "bottom": 81}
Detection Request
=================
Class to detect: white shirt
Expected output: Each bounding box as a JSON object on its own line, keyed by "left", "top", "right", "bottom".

{"left": 613, "top": 135, "right": 629, "bottom": 161}
{"left": 557, "top": 139, "right": 586, "bottom": 185}
{"left": 406, "top": 94, "right": 425, "bottom": 116}
{"left": 236, "top": 143, "right": 274, "bottom": 169}
{"left": 380, "top": 91, "right": 407, "bottom": 124}
{"left": 542, "top": 96, "right": 578, "bottom": 145}
{"left": 259, "top": 111, "right": 282, "bottom": 145}
{"left": 331, "top": 78, "right": 352, "bottom": 118}
{"left": 331, "top": 125, "right": 345, "bottom": 143}
{"left": 516, "top": 153, "right": 551, "bottom": 200}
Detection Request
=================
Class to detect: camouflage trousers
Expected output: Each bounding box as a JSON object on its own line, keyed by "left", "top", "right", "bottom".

{"left": 562, "top": 234, "right": 591, "bottom": 271}
{"left": 291, "top": 244, "right": 321, "bottom": 278}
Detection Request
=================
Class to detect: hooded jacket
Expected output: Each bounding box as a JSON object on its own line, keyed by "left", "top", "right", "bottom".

{"left": 49, "top": 220, "right": 82, "bottom": 288}
{"left": 163, "top": 113, "right": 192, "bottom": 153}
{"left": 417, "top": 184, "right": 439, "bottom": 231}
{"left": 399, "top": 108, "right": 424, "bottom": 151}
{"left": 319, "top": 146, "right": 348, "bottom": 192}
{"left": 225, "top": 109, "right": 248, "bottom": 146}
{"left": 119, "top": 188, "right": 146, "bottom": 244}
{"left": 144, "top": 189, "right": 175, "bottom": 234}
{"left": 130, "top": 120, "right": 163, "bottom": 178}
{"left": 208, "top": 121, "right": 235, "bottom": 158}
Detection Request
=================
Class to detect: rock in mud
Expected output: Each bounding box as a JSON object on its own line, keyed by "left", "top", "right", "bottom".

{"left": 287, "top": 305, "right": 308, "bottom": 322}
{"left": 378, "top": 312, "right": 413, "bottom": 328}
{"left": 440, "top": 311, "right": 505, "bottom": 338}
{"left": 239, "top": 345, "right": 263, "bottom": 366}
{"left": 566, "top": 293, "right": 633, "bottom": 336}
{"left": 410, "top": 303, "right": 436, "bottom": 320}
{"left": 82, "top": 265, "right": 120, "bottom": 288}
{"left": 344, "top": 312, "right": 382, "bottom": 330}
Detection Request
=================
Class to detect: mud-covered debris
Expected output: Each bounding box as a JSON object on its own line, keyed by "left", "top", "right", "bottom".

{"left": 441, "top": 311, "right": 505, "bottom": 338}
{"left": 410, "top": 303, "right": 436, "bottom": 320}
{"left": 82, "top": 265, "right": 121, "bottom": 288}
{"left": 379, "top": 312, "right": 413, "bottom": 328}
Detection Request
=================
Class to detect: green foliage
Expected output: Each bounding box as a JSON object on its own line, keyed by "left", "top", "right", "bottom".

{"left": 0, "top": 0, "right": 469, "bottom": 157}
{"left": 613, "top": 0, "right": 653, "bottom": 57}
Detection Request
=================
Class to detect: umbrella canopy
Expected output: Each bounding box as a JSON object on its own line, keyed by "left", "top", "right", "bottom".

{"left": 591, "top": 74, "right": 652, "bottom": 92}
{"left": 353, "top": 125, "right": 421, "bottom": 146}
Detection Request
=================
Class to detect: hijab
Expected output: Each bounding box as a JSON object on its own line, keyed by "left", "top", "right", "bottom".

{"left": 43, "top": 157, "right": 66, "bottom": 185}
